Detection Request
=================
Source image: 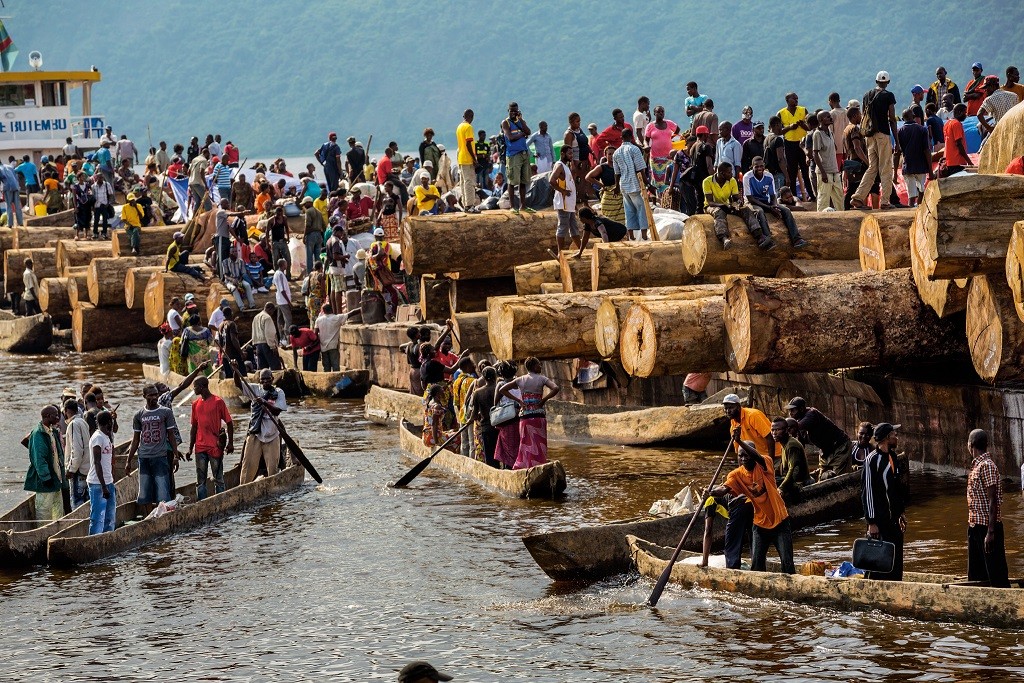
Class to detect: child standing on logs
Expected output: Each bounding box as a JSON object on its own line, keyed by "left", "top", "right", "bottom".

{"left": 702, "top": 161, "right": 775, "bottom": 251}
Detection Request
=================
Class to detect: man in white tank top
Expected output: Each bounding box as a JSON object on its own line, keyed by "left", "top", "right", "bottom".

{"left": 550, "top": 145, "right": 580, "bottom": 255}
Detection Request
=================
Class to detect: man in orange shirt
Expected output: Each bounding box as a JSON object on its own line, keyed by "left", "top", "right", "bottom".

{"left": 942, "top": 103, "right": 971, "bottom": 177}
{"left": 711, "top": 437, "right": 795, "bottom": 573}
{"left": 964, "top": 62, "right": 987, "bottom": 116}
{"left": 723, "top": 393, "right": 780, "bottom": 458}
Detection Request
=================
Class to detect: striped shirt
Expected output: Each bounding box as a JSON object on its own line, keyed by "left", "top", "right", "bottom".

{"left": 611, "top": 142, "right": 646, "bottom": 193}
{"left": 980, "top": 90, "right": 1019, "bottom": 125}
{"left": 212, "top": 162, "right": 233, "bottom": 187}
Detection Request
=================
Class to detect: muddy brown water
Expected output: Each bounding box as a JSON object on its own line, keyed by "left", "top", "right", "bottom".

{"left": 1, "top": 351, "right": 1022, "bottom": 681}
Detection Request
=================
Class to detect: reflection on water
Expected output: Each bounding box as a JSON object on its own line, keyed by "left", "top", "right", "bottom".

{"left": 1, "top": 352, "right": 1023, "bottom": 681}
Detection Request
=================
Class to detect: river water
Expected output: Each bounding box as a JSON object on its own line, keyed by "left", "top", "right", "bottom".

{"left": 1, "top": 350, "right": 1022, "bottom": 682}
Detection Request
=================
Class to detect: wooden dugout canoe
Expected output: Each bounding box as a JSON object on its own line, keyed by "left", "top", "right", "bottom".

{"left": 0, "top": 443, "right": 131, "bottom": 566}
{"left": 266, "top": 367, "right": 370, "bottom": 399}
{"left": 0, "top": 313, "right": 53, "bottom": 353}
{"left": 142, "top": 363, "right": 242, "bottom": 401}
{"left": 628, "top": 535, "right": 1024, "bottom": 630}
{"left": 47, "top": 463, "right": 304, "bottom": 567}
{"left": 398, "top": 419, "right": 566, "bottom": 499}
{"left": 522, "top": 470, "right": 862, "bottom": 582}
{"left": 367, "top": 385, "right": 742, "bottom": 446}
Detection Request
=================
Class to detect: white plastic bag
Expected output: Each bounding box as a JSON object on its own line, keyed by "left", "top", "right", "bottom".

{"left": 288, "top": 236, "right": 305, "bottom": 278}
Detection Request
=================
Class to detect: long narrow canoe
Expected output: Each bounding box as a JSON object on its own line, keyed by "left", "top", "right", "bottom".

{"left": 268, "top": 368, "right": 370, "bottom": 399}
{"left": 47, "top": 463, "right": 304, "bottom": 567}
{"left": 523, "top": 471, "right": 862, "bottom": 581}
{"left": 0, "top": 313, "right": 52, "bottom": 353}
{"left": 628, "top": 535, "right": 1024, "bottom": 630}
{"left": 398, "top": 419, "right": 566, "bottom": 499}
{"left": 368, "top": 385, "right": 745, "bottom": 446}
{"left": 0, "top": 443, "right": 132, "bottom": 567}
{"left": 142, "top": 363, "right": 242, "bottom": 400}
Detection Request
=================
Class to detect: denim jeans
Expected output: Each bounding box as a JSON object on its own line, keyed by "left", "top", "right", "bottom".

{"left": 305, "top": 232, "right": 323, "bottom": 275}
{"left": 171, "top": 262, "right": 205, "bottom": 280}
{"left": 70, "top": 473, "right": 90, "bottom": 508}
{"left": 255, "top": 342, "right": 278, "bottom": 370}
{"left": 196, "top": 451, "right": 225, "bottom": 500}
{"left": 4, "top": 187, "right": 23, "bottom": 227}
{"left": 622, "top": 191, "right": 644, "bottom": 230}
{"left": 751, "top": 517, "right": 795, "bottom": 573}
{"left": 88, "top": 482, "right": 116, "bottom": 534}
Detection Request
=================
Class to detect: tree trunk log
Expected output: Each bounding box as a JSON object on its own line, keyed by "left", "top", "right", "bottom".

{"left": 681, "top": 211, "right": 869, "bottom": 277}
{"left": 143, "top": 271, "right": 206, "bottom": 328}
{"left": 3, "top": 248, "right": 58, "bottom": 295}
{"left": 111, "top": 225, "right": 181, "bottom": 257}
{"left": 124, "top": 266, "right": 166, "bottom": 309}
{"left": 66, "top": 273, "right": 90, "bottom": 308}
{"left": 72, "top": 302, "right": 161, "bottom": 352}
{"left": 11, "top": 226, "right": 77, "bottom": 250}
{"left": 966, "top": 275, "right": 1024, "bottom": 383}
{"left": 1006, "top": 221, "right": 1024, "bottom": 308}
{"left": 206, "top": 281, "right": 233, "bottom": 319}
{"left": 558, "top": 250, "right": 593, "bottom": 292}
{"left": 858, "top": 210, "right": 916, "bottom": 271}
{"left": 0, "top": 227, "right": 12, "bottom": 265}
{"left": 23, "top": 208, "right": 75, "bottom": 228}
{"left": 775, "top": 260, "right": 861, "bottom": 278}
{"left": 978, "top": 103, "right": 1024, "bottom": 174}
{"left": 420, "top": 275, "right": 452, "bottom": 321}
{"left": 920, "top": 174, "right": 1024, "bottom": 279}
{"left": 447, "top": 276, "right": 517, "bottom": 313}
{"left": 540, "top": 283, "right": 563, "bottom": 293}
{"left": 37, "top": 277, "right": 73, "bottom": 326}
{"left": 87, "top": 256, "right": 165, "bottom": 307}
{"left": 911, "top": 209, "right": 968, "bottom": 318}
{"left": 723, "top": 268, "right": 967, "bottom": 373}
{"left": 619, "top": 297, "right": 728, "bottom": 377}
{"left": 514, "top": 260, "right": 560, "bottom": 294}
{"left": 451, "top": 311, "right": 490, "bottom": 354}
{"left": 590, "top": 240, "right": 695, "bottom": 291}
{"left": 593, "top": 285, "right": 725, "bottom": 359}
{"left": 54, "top": 240, "right": 112, "bottom": 277}
{"left": 402, "top": 211, "right": 558, "bottom": 278}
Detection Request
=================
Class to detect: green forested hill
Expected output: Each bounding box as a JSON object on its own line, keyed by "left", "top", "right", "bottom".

{"left": 8, "top": 1, "right": 1024, "bottom": 156}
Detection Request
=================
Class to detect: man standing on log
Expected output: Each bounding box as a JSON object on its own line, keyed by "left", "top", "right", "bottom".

{"left": 187, "top": 376, "right": 233, "bottom": 500}
{"left": 550, "top": 145, "right": 580, "bottom": 253}
{"left": 252, "top": 302, "right": 280, "bottom": 370}
{"left": 810, "top": 110, "right": 843, "bottom": 211}
{"left": 121, "top": 193, "right": 144, "bottom": 256}
{"left": 710, "top": 436, "right": 795, "bottom": 574}
{"left": 851, "top": 71, "right": 900, "bottom": 210}
{"left": 786, "top": 396, "right": 852, "bottom": 479}
{"left": 612, "top": 128, "right": 651, "bottom": 241}
{"left": 703, "top": 161, "right": 774, "bottom": 251}
{"left": 862, "top": 422, "right": 906, "bottom": 581}
{"left": 501, "top": 102, "right": 533, "bottom": 214}
{"left": 965, "top": 429, "right": 1010, "bottom": 587}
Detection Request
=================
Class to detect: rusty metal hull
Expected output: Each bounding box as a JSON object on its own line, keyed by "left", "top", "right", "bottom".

{"left": 628, "top": 535, "right": 1024, "bottom": 630}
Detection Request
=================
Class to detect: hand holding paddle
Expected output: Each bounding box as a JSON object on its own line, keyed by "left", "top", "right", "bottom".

{"left": 391, "top": 422, "right": 472, "bottom": 489}
{"left": 646, "top": 440, "right": 735, "bottom": 607}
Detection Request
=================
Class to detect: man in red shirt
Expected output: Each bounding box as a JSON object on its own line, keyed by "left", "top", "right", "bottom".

{"left": 288, "top": 324, "right": 321, "bottom": 371}
{"left": 591, "top": 109, "right": 633, "bottom": 158}
{"left": 375, "top": 154, "right": 393, "bottom": 186}
{"left": 942, "top": 103, "right": 971, "bottom": 176}
{"left": 187, "top": 376, "right": 234, "bottom": 500}
{"left": 1005, "top": 156, "right": 1024, "bottom": 176}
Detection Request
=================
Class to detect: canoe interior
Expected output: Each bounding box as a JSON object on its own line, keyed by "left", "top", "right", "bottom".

{"left": 522, "top": 470, "right": 863, "bottom": 582}
{"left": 628, "top": 535, "right": 1024, "bottom": 630}
{"left": 398, "top": 419, "right": 566, "bottom": 500}
{"left": 270, "top": 368, "right": 370, "bottom": 399}
{"left": 0, "top": 313, "right": 53, "bottom": 353}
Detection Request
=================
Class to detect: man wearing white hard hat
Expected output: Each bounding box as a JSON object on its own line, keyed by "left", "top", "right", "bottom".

{"left": 851, "top": 70, "right": 901, "bottom": 210}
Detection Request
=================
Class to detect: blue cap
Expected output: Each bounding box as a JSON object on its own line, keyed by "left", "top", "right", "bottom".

{"left": 972, "top": 62, "right": 983, "bottom": 70}
{"left": 910, "top": 84, "right": 925, "bottom": 94}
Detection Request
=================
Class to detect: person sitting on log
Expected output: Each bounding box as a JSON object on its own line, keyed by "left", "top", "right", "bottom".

{"left": 742, "top": 157, "right": 807, "bottom": 248}
{"left": 702, "top": 161, "right": 775, "bottom": 251}
{"left": 165, "top": 231, "right": 206, "bottom": 281}
{"left": 773, "top": 417, "right": 809, "bottom": 505}
{"left": 786, "top": 396, "right": 853, "bottom": 480}
{"left": 575, "top": 206, "right": 627, "bottom": 259}
{"left": 709, "top": 436, "right": 795, "bottom": 574}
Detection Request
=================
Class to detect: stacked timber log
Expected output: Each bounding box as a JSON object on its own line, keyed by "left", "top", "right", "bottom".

{"left": 55, "top": 241, "right": 111, "bottom": 276}
{"left": 558, "top": 251, "right": 593, "bottom": 292}
{"left": 37, "top": 277, "right": 73, "bottom": 326}
{"left": 420, "top": 275, "right": 452, "bottom": 321}
{"left": 911, "top": 209, "right": 967, "bottom": 317}
{"left": 680, "top": 211, "right": 869, "bottom": 277}
{"left": 593, "top": 284, "right": 725, "bottom": 360}
{"left": 619, "top": 297, "right": 728, "bottom": 377}
{"left": 72, "top": 303, "right": 159, "bottom": 353}
{"left": 591, "top": 241, "right": 695, "bottom": 290}
{"left": 858, "top": 210, "right": 916, "bottom": 271}
{"left": 514, "top": 260, "right": 560, "bottom": 294}
{"left": 966, "top": 275, "right": 1024, "bottom": 383}
{"left": 143, "top": 271, "right": 208, "bottom": 327}
{"left": 447, "top": 276, "right": 517, "bottom": 313}
{"left": 11, "top": 226, "right": 76, "bottom": 249}
{"left": 723, "top": 269, "right": 966, "bottom": 373}
{"left": 1004, "top": 221, "right": 1024, "bottom": 309}
{"left": 451, "top": 311, "right": 490, "bottom": 353}
{"left": 88, "top": 256, "right": 165, "bottom": 307}
{"left": 125, "top": 266, "right": 166, "bottom": 309}
{"left": 775, "top": 260, "right": 860, "bottom": 278}
{"left": 111, "top": 225, "right": 180, "bottom": 257}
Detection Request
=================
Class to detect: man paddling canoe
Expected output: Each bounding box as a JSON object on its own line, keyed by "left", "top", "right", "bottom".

{"left": 230, "top": 362, "right": 288, "bottom": 484}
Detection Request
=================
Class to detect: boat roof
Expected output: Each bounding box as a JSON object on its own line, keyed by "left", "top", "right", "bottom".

{"left": 0, "top": 70, "right": 101, "bottom": 84}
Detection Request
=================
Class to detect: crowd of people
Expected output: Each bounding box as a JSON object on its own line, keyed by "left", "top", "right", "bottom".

{"left": 704, "top": 394, "right": 1009, "bottom": 588}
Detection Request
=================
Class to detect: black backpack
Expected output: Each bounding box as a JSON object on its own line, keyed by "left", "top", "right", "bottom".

{"left": 862, "top": 89, "right": 880, "bottom": 136}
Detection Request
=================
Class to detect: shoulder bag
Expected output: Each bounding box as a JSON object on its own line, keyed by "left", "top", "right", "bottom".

{"left": 489, "top": 384, "right": 519, "bottom": 427}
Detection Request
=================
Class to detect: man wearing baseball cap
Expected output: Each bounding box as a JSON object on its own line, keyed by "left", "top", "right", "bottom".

{"left": 861, "top": 421, "right": 907, "bottom": 580}
{"left": 316, "top": 131, "right": 342, "bottom": 192}
{"left": 723, "top": 393, "right": 780, "bottom": 459}
{"left": 964, "top": 62, "right": 986, "bottom": 116}
{"left": 398, "top": 660, "right": 453, "bottom": 682}
{"left": 850, "top": 70, "right": 900, "bottom": 210}
{"left": 786, "top": 396, "right": 852, "bottom": 479}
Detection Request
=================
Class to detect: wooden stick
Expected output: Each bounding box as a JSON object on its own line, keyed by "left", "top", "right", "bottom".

{"left": 637, "top": 172, "right": 660, "bottom": 241}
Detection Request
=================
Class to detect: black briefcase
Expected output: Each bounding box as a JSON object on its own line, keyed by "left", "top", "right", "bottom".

{"left": 852, "top": 537, "right": 896, "bottom": 573}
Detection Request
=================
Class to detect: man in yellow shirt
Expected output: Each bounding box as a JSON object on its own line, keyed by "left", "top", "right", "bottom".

{"left": 414, "top": 175, "right": 441, "bottom": 215}
{"left": 702, "top": 162, "right": 774, "bottom": 251}
{"left": 456, "top": 109, "right": 477, "bottom": 214}
{"left": 121, "top": 192, "right": 144, "bottom": 255}
{"left": 777, "top": 92, "right": 814, "bottom": 202}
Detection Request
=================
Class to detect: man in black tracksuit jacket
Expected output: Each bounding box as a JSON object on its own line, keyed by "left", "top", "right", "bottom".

{"left": 861, "top": 422, "right": 908, "bottom": 580}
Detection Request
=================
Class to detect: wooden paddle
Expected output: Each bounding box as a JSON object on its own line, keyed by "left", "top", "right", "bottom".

{"left": 391, "top": 421, "right": 472, "bottom": 489}
{"left": 236, "top": 373, "right": 323, "bottom": 484}
{"left": 646, "top": 440, "right": 734, "bottom": 607}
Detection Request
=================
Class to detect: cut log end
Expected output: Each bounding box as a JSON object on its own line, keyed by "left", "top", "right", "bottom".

{"left": 594, "top": 299, "right": 622, "bottom": 359}
{"left": 966, "top": 275, "right": 1024, "bottom": 384}
{"left": 723, "top": 280, "right": 752, "bottom": 372}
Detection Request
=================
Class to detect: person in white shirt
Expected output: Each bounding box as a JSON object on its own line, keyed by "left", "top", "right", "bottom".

{"left": 22, "top": 258, "right": 40, "bottom": 316}
{"left": 272, "top": 259, "right": 292, "bottom": 346}
{"left": 157, "top": 324, "right": 174, "bottom": 375}
{"left": 325, "top": 228, "right": 361, "bottom": 312}
{"left": 116, "top": 135, "right": 138, "bottom": 165}
{"left": 314, "top": 303, "right": 354, "bottom": 372}
{"left": 63, "top": 399, "right": 91, "bottom": 507}
{"left": 91, "top": 171, "right": 115, "bottom": 239}
{"left": 166, "top": 297, "right": 184, "bottom": 334}
{"left": 230, "top": 363, "right": 288, "bottom": 484}
{"left": 633, "top": 96, "right": 651, "bottom": 148}
{"left": 251, "top": 302, "right": 280, "bottom": 370}
{"left": 87, "top": 410, "right": 116, "bottom": 534}
{"left": 62, "top": 137, "right": 79, "bottom": 158}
